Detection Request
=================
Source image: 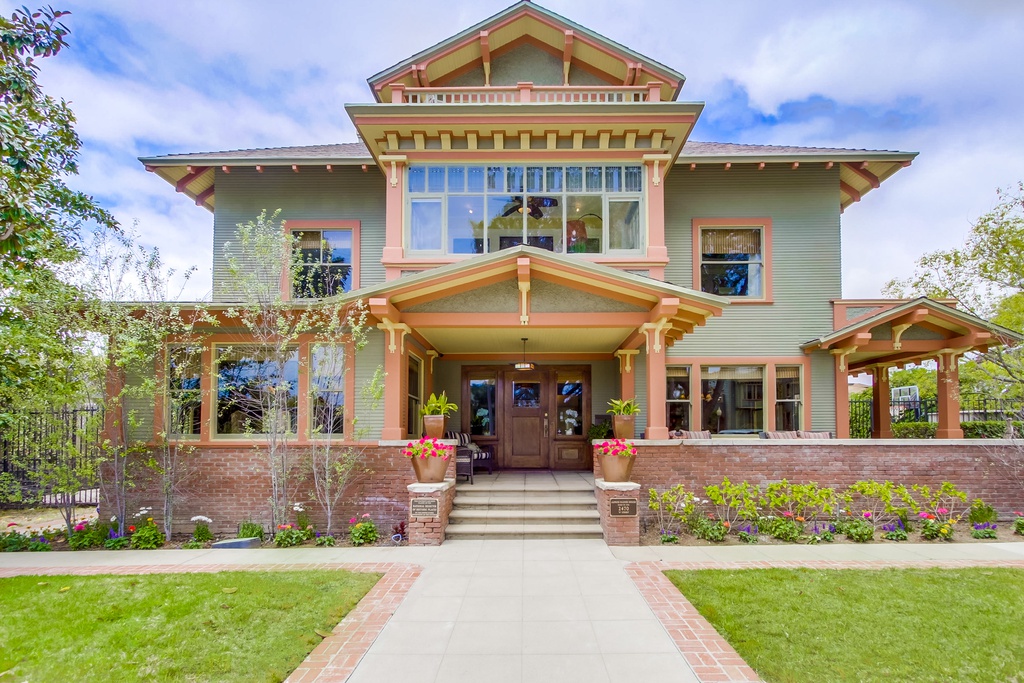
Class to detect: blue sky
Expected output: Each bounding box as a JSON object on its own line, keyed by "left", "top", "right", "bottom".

{"left": 8, "top": 0, "right": 1024, "bottom": 300}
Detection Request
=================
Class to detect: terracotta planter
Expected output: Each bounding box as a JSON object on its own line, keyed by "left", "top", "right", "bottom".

{"left": 612, "top": 414, "right": 635, "bottom": 440}
{"left": 410, "top": 455, "right": 449, "bottom": 483}
{"left": 599, "top": 453, "right": 636, "bottom": 483}
{"left": 422, "top": 415, "right": 446, "bottom": 439}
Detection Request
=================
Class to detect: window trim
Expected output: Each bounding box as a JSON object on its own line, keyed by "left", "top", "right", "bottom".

{"left": 308, "top": 342, "right": 349, "bottom": 440}
{"left": 281, "top": 220, "right": 361, "bottom": 300}
{"left": 164, "top": 344, "right": 204, "bottom": 439}
{"left": 691, "top": 218, "right": 773, "bottom": 304}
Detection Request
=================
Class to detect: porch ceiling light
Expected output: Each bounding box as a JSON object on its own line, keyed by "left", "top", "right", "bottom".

{"left": 514, "top": 337, "right": 535, "bottom": 371}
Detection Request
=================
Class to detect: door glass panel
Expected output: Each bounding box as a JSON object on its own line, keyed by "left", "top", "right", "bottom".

{"left": 469, "top": 377, "right": 496, "bottom": 436}
{"left": 512, "top": 381, "right": 540, "bottom": 408}
{"left": 556, "top": 373, "right": 584, "bottom": 436}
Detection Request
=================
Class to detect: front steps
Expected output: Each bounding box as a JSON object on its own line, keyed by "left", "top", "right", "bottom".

{"left": 446, "top": 471, "right": 603, "bottom": 540}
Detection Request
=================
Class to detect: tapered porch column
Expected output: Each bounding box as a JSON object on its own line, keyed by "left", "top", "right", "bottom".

{"left": 936, "top": 352, "right": 963, "bottom": 439}
{"left": 641, "top": 323, "right": 669, "bottom": 440}
{"left": 833, "top": 353, "right": 850, "bottom": 439}
{"left": 871, "top": 366, "right": 892, "bottom": 439}
{"left": 378, "top": 320, "right": 411, "bottom": 440}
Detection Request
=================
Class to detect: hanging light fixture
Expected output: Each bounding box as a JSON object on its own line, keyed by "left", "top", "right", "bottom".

{"left": 514, "top": 337, "right": 535, "bottom": 371}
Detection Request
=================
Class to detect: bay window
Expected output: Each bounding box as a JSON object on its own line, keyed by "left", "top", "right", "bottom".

{"left": 406, "top": 164, "right": 644, "bottom": 256}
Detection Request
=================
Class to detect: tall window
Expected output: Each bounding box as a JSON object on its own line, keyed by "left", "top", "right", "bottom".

{"left": 167, "top": 345, "right": 202, "bottom": 436}
{"left": 310, "top": 345, "right": 345, "bottom": 436}
{"left": 556, "top": 372, "right": 584, "bottom": 436}
{"left": 666, "top": 366, "right": 691, "bottom": 432}
{"left": 701, "top": 365, "right": 764, "bottom": 434}
{"left": 293, "top": 229, "right": 352, "bottom": 298}
{"left": 775, "top": 366, "right": 802, "bottom": 431}
{"left": 700, "top": 227, "right": 763, "bottom": 297}
{"left": 216, "top": 346, "right": 299, "bottom": 435}
{"left": 468, "top": 375, "right": 496, "bottom": 436}
{"left": 407, "top": 164, "right": 644, "bottom": 256}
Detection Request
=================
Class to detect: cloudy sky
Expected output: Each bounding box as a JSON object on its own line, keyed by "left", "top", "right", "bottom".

{"left": 9, "top": 0, "right": 1024, "bottom": 300}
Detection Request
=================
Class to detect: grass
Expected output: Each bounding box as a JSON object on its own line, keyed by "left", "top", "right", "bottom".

{"left": 666, "top": 567, "right": 1024, "bottom": 683}
{"left": 0, "top": 570, "right": 381, "bottom": 683}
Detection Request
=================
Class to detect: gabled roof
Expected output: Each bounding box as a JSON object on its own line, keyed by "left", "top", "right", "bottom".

{"left": 366, "top": 1, "right": 686, "bottom": 103}
{"left": 802, "top": 297, "right": 1022, "bottom": 373}
{"left": 344, "top": 245, "right": 727, "bottom": 356}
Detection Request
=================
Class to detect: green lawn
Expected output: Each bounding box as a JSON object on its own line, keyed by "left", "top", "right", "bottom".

{"left": 0, "top": 570, "right": 381, "bottom": 683}
{"left": 666, "top": 567, "right": 1024, "bottom": 683}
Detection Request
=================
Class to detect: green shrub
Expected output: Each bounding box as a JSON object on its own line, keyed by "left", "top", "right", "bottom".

{"left": 130, "top": 520, "right": 166, "bottom": 550}
{"left": 971, "top": 523, "right": 998, "bottom": 539}
{"left": 704, "top": 477, "right": 760, "bottom": 526}
{"left": 2, "top": 530, "right": 30, "bottom": 552}
{"left": 315, "top": 534, "right": 336, "bottom": 547}
{"left": 349, "top": 514, "right": 379, "bottom": 547}
{"left": 967, "top": 499, "right": 998, "bottom": 524}
{"left": 737, "top": 531, "right": 758, "bottom": 544}
{"left": 190, "top": 516, "right": 214, "bottom": 542}
{"left": 104, "top": 536, "right": 130, "bottom": 550}
{"left": 892, "top": 422, "right": 937, "bottom": 439}
{"left": 961, "top": 421, "right": 1012, "bottom": 439}
{"left": 758, "top": 515, "right": 803, "bottom": 542}
{"left": 181, "top": 539, "right": 204, "bottom": 549}
{"left": 273, "top": 524, "right": 306, "bottom": 548}
{"left": 844, "top": 519, "right": 875, "bottom": 543}
{"left": 693, "top": 517, "right": 727, "bottom": 542}
{"left": 238, "top": 520, "right": 265, "bottom": 541}
{"left": 1014, "top": 516, "right": 1024, "bottom": 535}
{"left": 921, "top": 518, "right": 956, "bottom": 541}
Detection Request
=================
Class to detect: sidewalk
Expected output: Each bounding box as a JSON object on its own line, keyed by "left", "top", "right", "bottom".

{"left": 2, "top": 540, "right": 1023, "bottom": 683}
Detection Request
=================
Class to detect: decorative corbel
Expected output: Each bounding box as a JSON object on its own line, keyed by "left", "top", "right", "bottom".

{"left": 614, "top": 349, "right": 639, "bottom": 373}
{"left": 377, "top": 318, "right": 411, "bottom": 353}
{"left": 831, "top": 345, "right": 857, "bottom": 372}
{"left": 517, "top": 257, "right": 531, "bottom": 325}
{"left": 891, "top": 323, "right": 912, "bottom": 350}
{"left": 936, "top": 347, "right": 973, "bottom": 371}
{"left": 642, "top": 153, "right": 672, "bottom": 187}
{"left": 639, "top": 318, "right": 672, "bottom": 353}
{"left": 426, "top": 350, "right": 439, "bottom": 372}
{"left": 378, "top": 154, "right": 407, "bottom": 188}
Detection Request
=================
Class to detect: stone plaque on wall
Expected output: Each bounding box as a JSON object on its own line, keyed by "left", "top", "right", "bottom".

{"left": 410, "top": 497, "right": 440, "bottom": 518}
{"left": 610, "top": 498, "right": 637, "bottom": 517}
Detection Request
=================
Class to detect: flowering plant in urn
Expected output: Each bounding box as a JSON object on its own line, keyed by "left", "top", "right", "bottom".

{"left": 403, "top": 437, "right": 453, "bottom": 483}
{"left": 595, "top": 438, "right": 637, "bottom": 482}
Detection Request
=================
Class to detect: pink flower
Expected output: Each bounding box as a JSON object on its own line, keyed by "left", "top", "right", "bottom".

{"left": 1015, "top": 511, "right": 1023, "bottom": 516}
{"left": 6, "top": 523, "right": 17, "bottom": 527}
{"left": 362, "top": 513, "right": 370, "bottom": 518}
{"left": 863, "top": 511, "right": 872, "bottom": 519}
{"left": 781, "top": 511, "right": 793, "bottom": 518}
{"left": 936, "top": 508, "right": 949, "bottom": 515}
{"left": 349, "top": 517, "right": 357, "bottom": 524}
{"left": 918, "top": 512, "right": 930, "bottom": 518}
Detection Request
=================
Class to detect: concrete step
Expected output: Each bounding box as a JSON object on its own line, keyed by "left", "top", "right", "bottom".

{"left": 444, "top": 522, "right": 605, "bottom": 540}
{"left": 452, "top": 493, "right": 598, "bottom": 510}
{"left": 449, "top": 508, "right": 600, "bottom": 525}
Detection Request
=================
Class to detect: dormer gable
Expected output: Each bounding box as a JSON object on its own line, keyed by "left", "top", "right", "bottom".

{"left": 367, "top": 1, "right": 685, "bottom": 104}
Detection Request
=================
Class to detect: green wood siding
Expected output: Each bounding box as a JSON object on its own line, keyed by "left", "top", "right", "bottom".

{"left": 212, "top": 166, "right": 386, "bottom": 302}
{"left": 123, "top": 366, "right": 154, "bottom": 444}
{"left": 810, "top": 351, "right": 835, "bottom": 432}
{"left": 353, "top": 329, "right": 385, "bottom": 439}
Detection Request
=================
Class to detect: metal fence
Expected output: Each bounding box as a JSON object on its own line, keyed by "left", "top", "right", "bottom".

{"left": 0, "top": 408, "right": 102, "bottom": 507}
{"left": 849, "top": 394, "right": 1024, "bottom": 438}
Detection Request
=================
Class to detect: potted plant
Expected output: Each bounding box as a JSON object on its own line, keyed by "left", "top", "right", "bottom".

{"left": 594, "top": 439, "right": 638, "bottom": 482}
{"left": 607, "top": 398, "right": 641, "bottom": 439}
{"left": 402, "top": 437, "right": 453, "bottom": 483}
{"left": 420, "top": 391, "right": 458, "bottom": 438}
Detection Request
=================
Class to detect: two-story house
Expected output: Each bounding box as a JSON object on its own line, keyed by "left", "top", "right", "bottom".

{"left": 137, "top": 0, "right": 1013, "bottom": 485}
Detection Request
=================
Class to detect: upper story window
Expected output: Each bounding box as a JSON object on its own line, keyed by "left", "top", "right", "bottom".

{"left": 293, "top": 230, "right": 352, "bottom": 298}
{"left": 407, "top": 164, "right": 644, "bottom": 256}
{"left": 693, "top": 218, "right": 772, "bottom": 301}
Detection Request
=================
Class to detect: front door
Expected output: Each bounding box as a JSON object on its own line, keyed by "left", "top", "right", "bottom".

{"left": 505, "top": 370, "right": 548, "bottom": 468}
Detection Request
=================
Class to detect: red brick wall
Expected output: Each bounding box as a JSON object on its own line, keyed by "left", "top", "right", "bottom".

{"left": 407, "top": 484, "right": 456, "bottom": 546}
{"left": 595, "top": 485, "right": 640, "bottom": 545}
{"left": 594, "top": 441, "right": 1024, "bottom": 516}
{"left": 110, "top": 444, "right": 455, "bottom": 537}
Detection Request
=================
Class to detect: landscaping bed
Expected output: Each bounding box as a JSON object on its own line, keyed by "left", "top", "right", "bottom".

{"left": 666, "top": 567, "right": 1024, "bottom": 683}
{"left": 0, "top": 569, "right": 380, "bottom": 682}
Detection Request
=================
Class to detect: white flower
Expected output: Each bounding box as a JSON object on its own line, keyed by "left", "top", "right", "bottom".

{"left": 191, "top": 515, "right": 213, "bottom": 524}
{"left": 110, "top": 516, "right": 117, "bottom": 522}
{"left": 293, "top": 503, "right": 305, "bottom": 512}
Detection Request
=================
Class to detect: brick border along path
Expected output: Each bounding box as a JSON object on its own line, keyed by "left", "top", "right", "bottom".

{"left": 626, "top": 557, "right": 1024, "bottom": 683}
{"left": 0, "top": 562, "right": 420, "bottom": 683}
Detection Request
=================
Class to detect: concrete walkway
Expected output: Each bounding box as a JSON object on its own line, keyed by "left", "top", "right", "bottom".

{"left": 2, "top": 540, "right": 1023, "bottom": 683}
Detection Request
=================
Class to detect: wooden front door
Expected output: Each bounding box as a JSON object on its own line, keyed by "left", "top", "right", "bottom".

{"left": 505, "top": 370, "right": 549, "bottom": 468}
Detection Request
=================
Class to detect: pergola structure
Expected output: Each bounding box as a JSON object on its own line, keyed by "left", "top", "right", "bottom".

{"left": 803, "top": 298, "right": 1023, "bottom": 438}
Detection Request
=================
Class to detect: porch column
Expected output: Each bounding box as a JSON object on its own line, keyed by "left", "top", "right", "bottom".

{"left": 380, "top": 155, "right": 406, "bottom": 278}
{"left": 614, "top": 350, "right": 638, "bottom": 402}
{"left": 379, "top": 321, "right": 411, "bottom": 440}
{"left": 642, "top": 323, "right": 669, "bottom": 440}
{"left": 936, "top": 352, "right": 963, "bottom": 439}
{"left": 643, "top": 154, "right": 671, "bottom": 264}
{"left": 833, "top": 354, "right": 850, "bottom": 438}
{"left": 871, "top": 366, "right": 893, "bottom": 439}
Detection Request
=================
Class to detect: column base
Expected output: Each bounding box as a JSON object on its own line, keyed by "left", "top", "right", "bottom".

{"left": 594, "top": 479, "right": 640, "bottom": 546}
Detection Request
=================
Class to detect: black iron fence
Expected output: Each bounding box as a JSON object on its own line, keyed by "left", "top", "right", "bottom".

{"left": 0, "top": 408, "right": 102, "bottom": 507}
{"left": 849, "top": 394, "right": 1024, "bottom": 438}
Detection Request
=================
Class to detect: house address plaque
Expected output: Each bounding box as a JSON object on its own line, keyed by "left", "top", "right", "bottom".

{"left": 410, "top": 497, "right": 439, "bottom": 518}
{"left": 609, "top": 498, "right": 637, "bottom": 517}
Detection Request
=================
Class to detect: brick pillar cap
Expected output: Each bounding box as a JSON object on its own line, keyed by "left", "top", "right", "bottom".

{"left": 596, "top": 479, "right": 641, "bottom": 491}
{"left": 408, "top": 479, "right": 455, "bottom": 493}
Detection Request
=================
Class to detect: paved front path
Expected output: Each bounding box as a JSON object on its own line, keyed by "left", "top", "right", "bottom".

{"left": 2, "top": 541, "right": 1023, "bottom": 682}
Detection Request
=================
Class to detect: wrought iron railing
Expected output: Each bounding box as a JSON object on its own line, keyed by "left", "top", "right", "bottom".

{"left": 849, "top": 395, "right": 1024, "bottom": 438}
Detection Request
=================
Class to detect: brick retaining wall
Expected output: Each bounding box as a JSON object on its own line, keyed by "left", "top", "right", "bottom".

{"left": 593, "top": 439, "right": 1024, "bottom": 518}
{"left": 110, "top": 443, "right": 455, "bottom": 537}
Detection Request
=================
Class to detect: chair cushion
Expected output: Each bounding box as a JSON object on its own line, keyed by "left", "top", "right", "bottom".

{"left": 443, "top": 431, "right": 473, "bottom": 447}
{"left": 765, "top": 431, "right": 800, "bottom": 439}
{"left": 798, "top": 430, "right": 833, "bottom": 439}
{"left": 672, "top": 430, "right": 711, "bottom": 440}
